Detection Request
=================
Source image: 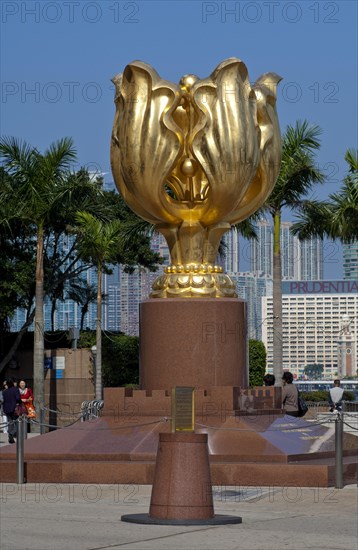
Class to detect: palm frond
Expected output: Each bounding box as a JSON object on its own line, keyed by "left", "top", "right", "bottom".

{"left": 267, "top": 121, "right": 324, "bottom": 209}
{"left": 345, "top": 149, "right": 358, "bottom": 173}
{"left": 0, "top": 136, "right": 38, "bottom": 182}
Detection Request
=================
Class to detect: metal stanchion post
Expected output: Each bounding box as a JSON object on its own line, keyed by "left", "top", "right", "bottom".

{"left": 335, "top": 411, "right": 344, "bottom": 489}
{"left": 81, "top": 401, "right": 90, "bottom": 421}
{"left": 16, "top": 416, "right": 25, "bottom": 484}
{"left": 40, "top": 407, "right": 45, "bottom": 434}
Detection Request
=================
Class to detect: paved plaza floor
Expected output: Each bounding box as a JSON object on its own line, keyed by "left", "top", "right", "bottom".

{"left": 0, "top": 482, "right": 357, "bottom": 550}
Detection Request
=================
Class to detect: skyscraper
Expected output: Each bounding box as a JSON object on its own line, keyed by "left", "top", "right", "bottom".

{"left": 280, "top": 221, "right": 299, "bottom": 280}
{"left": 221, "top": 230, "right": 240, "bottom": 272}
{"left": 250, "top": 220, "right": 323, "bottom": 280}
{"left": 230, "top": 272, "right": 272, "bottom": 340}
{"left": 250, "top": 220, "right": 273, "bottom": 276}
{"left": 299, "top": 235, "right": 324, "bottom": 280}
{"left": 343, "top": 241, "right": 358, "bottom": 280}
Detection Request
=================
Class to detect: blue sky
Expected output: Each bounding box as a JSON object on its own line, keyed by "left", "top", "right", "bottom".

{"left": 1, "top": 0, "right": 357, "bottom": 278}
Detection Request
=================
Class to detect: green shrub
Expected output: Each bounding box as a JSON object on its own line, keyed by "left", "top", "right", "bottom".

{"left": 78, "top": 331, "right": 96, "bottom": 349}
{"left": 78, "top": 330, "right": 139, "bottom": 387}
{"left": 300, "top": 390, "right": 329, "bottom": 402}
{"left": 102, "top": 334, "right": 139, "bottom": 387}
{"left": 300, "top": 390, "right": 355, "bottom": 402}
{"left": 249, "top": 340, "right": 266, "bottom": 387}
{"left": 343, "top": 390, "right": 356, "bottom": 402}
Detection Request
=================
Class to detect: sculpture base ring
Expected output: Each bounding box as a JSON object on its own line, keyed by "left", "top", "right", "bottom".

{"left": 151, "top": 271, "right": 237, "bottom": 298}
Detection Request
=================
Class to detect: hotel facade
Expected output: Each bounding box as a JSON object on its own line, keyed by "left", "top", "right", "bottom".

{"left": 262, "top": 280, "right": 358, "bottom": 378}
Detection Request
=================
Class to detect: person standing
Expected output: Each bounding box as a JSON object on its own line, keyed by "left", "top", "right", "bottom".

{"left": 19, "top": 379, "right": 34, "bottom": 407}
{"left": 281, "top": 371, "right": 299, "bottom": 417}
{"left": 2, "top": 378, "right": 21, "bottom": 444}
{"left": 329, "top": 379, "right": 344, "bottom": 412}
{"left": 0, "top": 381, "right": 8, "bottom": 433}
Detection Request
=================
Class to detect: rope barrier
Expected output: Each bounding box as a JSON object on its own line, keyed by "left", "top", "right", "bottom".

{"left": 28, "top": 417, "right": 168, "bottom": 431}
{"left": 42, "top": 406, "right": 83, "bottom": 418}
{"left": 195, "top": 417, "right": 335, "bottom": 432}
{"left": 342, "top": 421, "right": 358, "bottom": 431}
{"left": 1, "top": 404, "right": 356, "bottom": 436}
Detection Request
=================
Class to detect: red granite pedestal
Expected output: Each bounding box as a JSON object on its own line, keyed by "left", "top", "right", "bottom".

{"left": 139, "top": 298, "right": 247, "bottom": 389}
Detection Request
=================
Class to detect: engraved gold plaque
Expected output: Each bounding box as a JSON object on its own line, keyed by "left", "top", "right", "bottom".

{"left": 171, "top": 387, "right": 195, "bottom": 432}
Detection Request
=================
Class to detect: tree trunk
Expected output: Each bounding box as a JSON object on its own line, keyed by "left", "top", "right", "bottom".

{"left": 51, "top": 299, "right": 56, "bottom": 332}
{"left": 95, "top": 267, "right": 102, "bottom": 400}
{"left": 272, "top": 211, "right": 283, "bottom": 386}
{"left": 33, "top": 226, "right": 45, "bottom": 426}
{"left": 80, "top": 305, "right": 88, "bottom": 331}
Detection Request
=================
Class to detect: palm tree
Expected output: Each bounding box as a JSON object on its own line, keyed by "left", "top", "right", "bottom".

{"left": 0, "top": 137, "right": 76, "bottom": 415}
{"left": 292, "top": 149, "right": 358, "bottom": 243}
{"left": 48, "top": 271, "right": 66, "bottom": 332}
{"left": 72, "top": 212, "right": 123, "bottom": 399}
{"left": 67, "top": 279, "right": 102, "bottom": 330}
{"left": 0, "top": 169, "right": 34, "bottom": 335}
{"left": 261, "top": 121, "right": 325, "bottom": 385}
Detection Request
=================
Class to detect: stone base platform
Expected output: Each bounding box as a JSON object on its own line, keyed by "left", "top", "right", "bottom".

{"left": 0, "top": 408, "right": 357, "bottom": 486}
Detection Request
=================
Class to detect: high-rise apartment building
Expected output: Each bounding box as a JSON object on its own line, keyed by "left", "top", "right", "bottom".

{"left": 343, "top": 241, "right": 358, "bottom": 280}
{"left": 102, "top": 265, "right": 121, "bottom": 332}
{"left": 250, "top": 220, "right": 273, "bottom": 276}
{"left": 101, "top": 233, "right": 169, "bottom": 335}
{"left": 299, "top": 236, "right": 324, "bottom": 281}
{"left": 249, "top": 220, "right": 323, "bottom": 280}
{"left": 221, "top": 230, "right": 240, "bottom": 272}
{"left": 280, "top": 221, "right": 299, "bottom": 280}
{"left": 230, "top": 272, "right": 272, "bottom": 340}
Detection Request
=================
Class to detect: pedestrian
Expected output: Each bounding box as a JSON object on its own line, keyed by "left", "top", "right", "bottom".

{"left": 2, "top": 377, "right": 21, "bottom": 444}
{"left": 263, "top": 373, "right": 275, "bottom": 386}
{"left": 281, "top": 371, "right": 299, "bottom": 417}
{"left": 329, "top": 379, "right": 344, "bottom": 412}
{"left": 0, "top": 380, "right": 8, "bottom": 433}
{"left": 19, "top": 379, "right": 34, "bottom": 407}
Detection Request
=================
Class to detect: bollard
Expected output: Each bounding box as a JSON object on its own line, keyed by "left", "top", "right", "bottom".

{"left": 335, "top": 411, "right": 344, "bottom": 489}
{"left": 40, "top": 408, "right": 45, "bottom": 435}
{"left": 16, "top": 416, "right": 25, "bottom": 484}
{"left": 81, "top": 401, "right": 90, "bottom": 421}
{"left": 97, "top": 400, "right": 104, "bottom": 416}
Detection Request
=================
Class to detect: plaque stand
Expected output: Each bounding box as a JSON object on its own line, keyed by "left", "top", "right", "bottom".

{"left": 121, "top": 432, "right": 242, "bottom": 525}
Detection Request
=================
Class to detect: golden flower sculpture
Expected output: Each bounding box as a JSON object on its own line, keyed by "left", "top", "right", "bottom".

{"left": 111, "top": 58, "right": 282, "bottom": 298}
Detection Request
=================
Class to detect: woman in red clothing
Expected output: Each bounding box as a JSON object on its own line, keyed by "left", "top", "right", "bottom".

{"left": 18, "top": 379, "right": 37, "bottom": 424}
{"left": 19, "top": 379, "right": 33, "bottom": 405}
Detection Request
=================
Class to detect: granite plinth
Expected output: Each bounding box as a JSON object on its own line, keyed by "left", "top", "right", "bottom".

{"left": 139, "top": 299, "right": 247, "bottom": 390}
